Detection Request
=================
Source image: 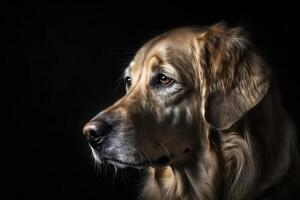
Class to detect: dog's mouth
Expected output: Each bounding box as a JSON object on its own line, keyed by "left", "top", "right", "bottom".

{"left": 102, "top": 155, "right": 171, "bottom": 169}
{"left": 90, "top": 147, "right": 171, "bottom": 169}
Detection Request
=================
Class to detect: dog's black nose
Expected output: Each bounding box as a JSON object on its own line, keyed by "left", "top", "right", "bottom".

{"left": 83, "top": 119, "right": 112, "bottom": 139}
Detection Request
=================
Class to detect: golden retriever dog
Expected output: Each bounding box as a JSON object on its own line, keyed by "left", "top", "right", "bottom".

{"left": 83, "top": 22, "right": 300, "bottom": 199}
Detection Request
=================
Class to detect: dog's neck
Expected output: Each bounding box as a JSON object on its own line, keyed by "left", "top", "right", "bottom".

{"left": 139, "top": 89, "right": 299, "bottom": 200}
{"left": 139, "top": 147, "right": 221, "bottom": 200}
{"left": 140, "top": 163, "right": 219, "bottom": 200}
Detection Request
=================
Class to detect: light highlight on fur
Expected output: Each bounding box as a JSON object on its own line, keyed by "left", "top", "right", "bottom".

{"left": 84, "top": 23, "right": 300, "bottom": 200}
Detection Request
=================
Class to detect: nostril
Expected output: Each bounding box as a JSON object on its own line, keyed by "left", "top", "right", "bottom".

{"left": 83, "top": 119, "right": 113, "bottom": 138}
{"left": 89, "top": 128, "right": 98, "bottom": 138}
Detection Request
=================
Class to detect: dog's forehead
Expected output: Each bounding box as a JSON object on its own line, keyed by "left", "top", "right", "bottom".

{"left": 126, "top": 27, "right": 200, "bottom": 75}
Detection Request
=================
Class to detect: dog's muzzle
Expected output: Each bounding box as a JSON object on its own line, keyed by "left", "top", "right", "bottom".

{"left": 83, "top": 114, "right": 172, "bottom": 168}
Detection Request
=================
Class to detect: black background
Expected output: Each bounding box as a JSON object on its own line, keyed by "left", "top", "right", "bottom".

{"left": 3, "top": 1, "right": 300, "bottom": 199}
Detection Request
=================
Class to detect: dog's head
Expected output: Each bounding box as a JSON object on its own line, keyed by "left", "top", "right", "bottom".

{"left": 83, "top": 23, "right": 270, "bottom": 169}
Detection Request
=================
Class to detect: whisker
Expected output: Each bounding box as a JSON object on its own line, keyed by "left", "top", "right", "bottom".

{"left": 138, "top": 152, "right": 144, "bottom": 166}
{"left": 112, "top": 165, "right": 118, "bottom": 184}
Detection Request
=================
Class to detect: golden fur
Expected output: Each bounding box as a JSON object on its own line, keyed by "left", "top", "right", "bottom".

{"left": 83, "top": 23, "right": 300, "bottom": 199}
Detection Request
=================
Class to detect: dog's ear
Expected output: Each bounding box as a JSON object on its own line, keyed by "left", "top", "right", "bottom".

{"left": 199, "top": 23, "right": 270, "bottom": 130}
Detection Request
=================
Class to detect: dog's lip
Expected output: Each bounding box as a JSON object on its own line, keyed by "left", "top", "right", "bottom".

{"left": 102, "top": 155, "right": 170, "bottom": 168}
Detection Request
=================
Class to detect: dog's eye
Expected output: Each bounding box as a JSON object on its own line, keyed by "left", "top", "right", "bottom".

{"left": 125, "top": 77, "right": 132, "bottom": 88}
{"left": 157, "top": 74, "right": 174, "bottom": 86}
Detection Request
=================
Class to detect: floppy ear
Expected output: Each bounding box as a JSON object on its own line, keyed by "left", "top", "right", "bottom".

{"left": 201, "top": 23, "right": 270, "bottom": 130}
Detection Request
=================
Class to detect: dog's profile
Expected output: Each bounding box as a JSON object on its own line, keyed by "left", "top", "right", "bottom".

{"left": 83, "top": 22, "right": 300, "bottom": 199}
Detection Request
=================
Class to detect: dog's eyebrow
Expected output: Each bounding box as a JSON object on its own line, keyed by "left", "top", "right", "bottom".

{"left": 124, "top": 67, "right": 130, "bottom": 78}
{"left": 144, "top": 54, "right": 183, "bottom": 82}
{"left": 124, "top": 61, "right": 136, "bottom": 77}
{"left": 129, "top": 61, "right": 135, "bottom": 68}
{"left": 159, "top": 63, "right": 181, "bottom": 81}
{"left": 148, "top": 55, "right": 162, "bottom": 70}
